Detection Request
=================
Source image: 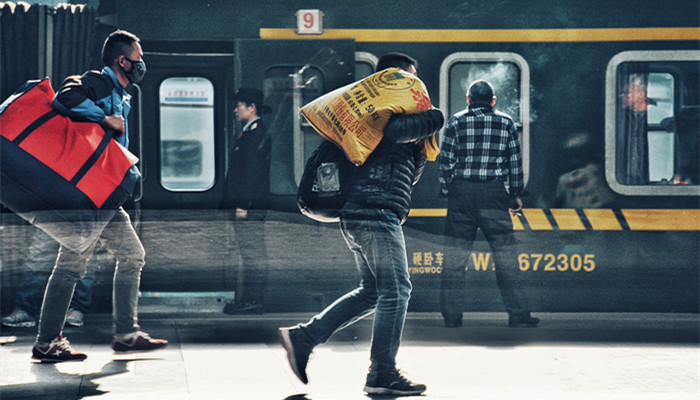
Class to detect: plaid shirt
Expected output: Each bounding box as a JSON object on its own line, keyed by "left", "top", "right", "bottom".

{"left": 438, "top": 105, "right": 524, "bottom": 197}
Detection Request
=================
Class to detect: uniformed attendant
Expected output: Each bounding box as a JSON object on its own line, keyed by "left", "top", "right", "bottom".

{"left": 222, "top": 88, "right": 271, "bottom": 314}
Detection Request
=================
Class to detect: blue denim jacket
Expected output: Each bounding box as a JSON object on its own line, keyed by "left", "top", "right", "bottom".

{"left": 53, "top": 66, "right": 131, "bottom": 149}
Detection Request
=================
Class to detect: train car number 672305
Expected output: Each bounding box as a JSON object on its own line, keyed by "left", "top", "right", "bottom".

{"left": 518, "top": 253, "right": 596, "bottom": 272}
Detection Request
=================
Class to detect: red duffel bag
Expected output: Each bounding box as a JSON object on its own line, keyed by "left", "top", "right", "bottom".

{"left": 0, "top": 78, "right": 141, "bottom": 253}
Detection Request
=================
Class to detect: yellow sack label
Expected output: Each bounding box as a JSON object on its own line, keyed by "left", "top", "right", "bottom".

{"left": 300, "top": 68, "right": 439, "bottom": 165}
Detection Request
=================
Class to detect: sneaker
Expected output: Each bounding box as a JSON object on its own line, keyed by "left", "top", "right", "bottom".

{"left": 444, "top": 319, "right": 463, "bottom": 328}
{"left": 1, "top": 308, "right": 36, "bottom": 328}
{"left": 31, "top": 336, "right": 87, "bottom": 363}
{"left": 223, "top": 300, "right": 263, "bottom": 315}
{"left": 279, "top": 327, "right": 314, "bottom": 384}
{"left": 111, "top": 331, "right": 168, "bottom": 353}
{"left": 66, "top": 308, "right": 84, "bottom": 327}
{"left": 508, "top": 314, "right": 540, "bottom": 328}
{"left": 364, "top": 369, "right": 427, "bottom": 395}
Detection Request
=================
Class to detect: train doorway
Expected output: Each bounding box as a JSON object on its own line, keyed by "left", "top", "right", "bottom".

{"left": 132, "top": 52, "right": 235, "bottom": 210}
{"left": 130, "top": 40, "right": 359, "bottom": 311}
{"left": 233, "top": 39, "right": 356, "bottom": 210}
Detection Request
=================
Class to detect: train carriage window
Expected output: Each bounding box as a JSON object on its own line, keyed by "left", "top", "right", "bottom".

{"left": 263, "top": 65, "right": 324, "bottom": 195}
{"left": 159, "top": 77, "right": 215, "bottom": 191}
{"left": 355, "top": 51, "right": 378, "bottom": 80}
{"left": 440, "top": 52, "right": 531, "bottom": 185}
{"left": 606, "top": 51, "right": 700, "bottom": 196}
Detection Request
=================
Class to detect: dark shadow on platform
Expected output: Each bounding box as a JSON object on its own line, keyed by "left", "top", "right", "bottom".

{"left": 1, "top": 359, "right": 130, "bottom": 400}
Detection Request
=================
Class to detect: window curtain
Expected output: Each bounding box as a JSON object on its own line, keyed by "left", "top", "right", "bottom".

{"left": 0, "top": 3, "right": 98, "bottom": 101}
{"left": 52, "top": 4, "right": 99, "bottom": 83}
{"left": 0, "top": 2, "right": 40, "bottom": 102}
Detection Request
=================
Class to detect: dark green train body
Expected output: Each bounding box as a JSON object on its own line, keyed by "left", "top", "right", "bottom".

{"left": 1, "top": 0, "right": 698, "bottom": 314}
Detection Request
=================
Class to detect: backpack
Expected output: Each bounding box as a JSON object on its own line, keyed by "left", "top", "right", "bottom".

{"left": 297, "top": 140, "right": 357, "bottom": 223}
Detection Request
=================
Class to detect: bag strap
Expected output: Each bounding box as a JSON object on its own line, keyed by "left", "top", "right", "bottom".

{"left": 11, "top": 110, "right": 58, "bottom": 145}
{"left": 69, "top": 131, "right": 113, "bottom": 185}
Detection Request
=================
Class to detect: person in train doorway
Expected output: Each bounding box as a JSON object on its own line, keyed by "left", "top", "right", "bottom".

{"left": 31, "top": 30, "right": 167, "bottom": 363}
{"left": 438, "top": 79, "right": 539, "bottom": 328}
{"left": 279, "top": 53, "right": 445, "bottom": 396}
{"left": 221, "top": 88, "right": 272, "bottom": 314}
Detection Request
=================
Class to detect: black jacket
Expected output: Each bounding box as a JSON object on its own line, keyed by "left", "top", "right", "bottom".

{"left": 222, "top": 121, "right": 271, "bottom": 210}
{"left": 346, "top": 109, "right": 444, "bottom": 222}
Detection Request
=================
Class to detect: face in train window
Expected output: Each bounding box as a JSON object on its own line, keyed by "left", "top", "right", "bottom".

{"left": 159, "top": 77, "right": 215, "bottom": 191}
{"left": 614, "top": 61, "right": 699, "bottom": 187}
{"left": 448, "top": 62, "right": 522, "bottom": 122}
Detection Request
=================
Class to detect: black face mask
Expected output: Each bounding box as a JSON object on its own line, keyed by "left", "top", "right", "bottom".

{"left": 122, "top": 57, "right": 146, "bottom": 84}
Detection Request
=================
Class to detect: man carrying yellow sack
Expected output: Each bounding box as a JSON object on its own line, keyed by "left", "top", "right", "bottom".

{"left": 280, "top": 53, "right": 444, "bottom": 396}
{"left": 300, "top": 55, "right": 440, "bottom": 166}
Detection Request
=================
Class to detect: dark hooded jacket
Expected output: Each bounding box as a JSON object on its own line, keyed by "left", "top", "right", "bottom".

{"left": 346, "top": 109, "right": 444, "bottom": 222}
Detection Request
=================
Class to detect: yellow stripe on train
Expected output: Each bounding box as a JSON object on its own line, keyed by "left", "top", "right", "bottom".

{"left": 260, "top": 28, "right": 700, "bottom": 43}
{"left": 408, "top": 208, "right": 700, "bottom": 231}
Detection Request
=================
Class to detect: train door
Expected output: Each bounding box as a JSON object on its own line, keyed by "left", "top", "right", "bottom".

{"left": 131, "top": 53, "right": 235, "bottom": 209}
{"left": 234, "top": 39, "right": 356, "bottom": 210}
{"left": 130, "top": 41, "right": 357, "bottom": 301}
{"left": 230, "top": 39, "right": 357, "bottom": 311}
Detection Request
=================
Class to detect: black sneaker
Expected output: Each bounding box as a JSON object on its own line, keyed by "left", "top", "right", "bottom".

{"left": 444, "top": 319, "right": 463, "bottom": 328}
{"left": 508, "top": 314, "right": 540, "bottom": 328}
{"left": 31, "top": 336, "right": 87, "bottom": 363}
{"left": 364, "top": 369, "right": 427, "bottom": 396}
{"left": 223, "top": 300, "right": 262, "bottom": 315}
{"left": 278, "top": 327, "right": 313, "bottom": 384}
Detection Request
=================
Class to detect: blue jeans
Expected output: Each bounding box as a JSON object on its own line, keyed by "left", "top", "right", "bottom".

{"left": 296, "top": 204, "right": 412, "bottom": 374}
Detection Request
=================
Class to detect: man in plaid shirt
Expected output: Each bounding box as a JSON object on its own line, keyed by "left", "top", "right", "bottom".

{"left": 438, "top": 80, "right": 539, "bottom": 328}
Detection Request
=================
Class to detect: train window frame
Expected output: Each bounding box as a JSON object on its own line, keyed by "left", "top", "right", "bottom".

{"left": 439, "top": 52, "right": 531, "bottom": 187}
{"left": 355, "top": 51, "right": 378, "bottom": 80}
{"left": 605, "top": 50, "right": 700, "bottom": 196}
{"left": 130, "top": 83, "right": 144, "bottom": 202}
{"left": 262, "top": 64, "right": 326, "bottom": 194}
{"left": 158, "top": 76, "right": 216, "bottom": 192}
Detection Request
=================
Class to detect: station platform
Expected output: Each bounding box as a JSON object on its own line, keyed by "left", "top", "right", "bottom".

{"left": 1, "top": 312, "right": 698, "bottom": 400}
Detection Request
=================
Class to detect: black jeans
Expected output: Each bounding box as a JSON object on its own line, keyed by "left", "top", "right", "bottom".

{"left": 440, "top": 179, "right": 530, "bottom": 322}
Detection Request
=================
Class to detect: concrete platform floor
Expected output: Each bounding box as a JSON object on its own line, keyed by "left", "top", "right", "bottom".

{"left": 1, "top": 312, "right": 698, "bottom": 400}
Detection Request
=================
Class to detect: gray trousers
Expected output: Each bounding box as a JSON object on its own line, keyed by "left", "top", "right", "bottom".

{"left": 36, "top": 208, "right": 145, "bottom": 343}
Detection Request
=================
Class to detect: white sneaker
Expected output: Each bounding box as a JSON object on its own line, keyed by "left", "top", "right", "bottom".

{"left": 1, "top": 308, "right": 35, "bottom": 328}
{"left": 66, "top": 309, "right": 84, "bottom": 327}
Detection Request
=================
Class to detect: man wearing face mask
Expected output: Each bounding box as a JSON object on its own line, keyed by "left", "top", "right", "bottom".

{"left": 31, "top": 30, "right": 167, "bottom": 363}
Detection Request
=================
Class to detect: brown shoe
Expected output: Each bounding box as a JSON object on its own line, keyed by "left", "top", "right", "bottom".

{"left": 111, "top": 331, "right": 168, "bottom": 353}
{"left": 32, "top": 336, "right": 87, "bottom": 363}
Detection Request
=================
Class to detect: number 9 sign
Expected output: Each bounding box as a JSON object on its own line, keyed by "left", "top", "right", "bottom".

{"left": 296, "top": 9, "right": 323, "bottom": 35}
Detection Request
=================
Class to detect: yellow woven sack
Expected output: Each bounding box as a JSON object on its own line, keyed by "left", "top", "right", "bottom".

{"left": 300, "top": 68, "right": 439, "bottom": 166}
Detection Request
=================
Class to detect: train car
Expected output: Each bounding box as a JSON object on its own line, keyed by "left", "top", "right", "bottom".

{"left": 1, "top": 0, "right": 698, "bottom": 314}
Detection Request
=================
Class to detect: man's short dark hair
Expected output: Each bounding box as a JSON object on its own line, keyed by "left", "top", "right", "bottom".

{"left": 376, "top": 52, "right": 418, "bottom": 72}
{"left": 467, "top": 80, "right": 495, "bottom": 106}
{"left": 102, "top": 30, "right": 140, "bottom": 66}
